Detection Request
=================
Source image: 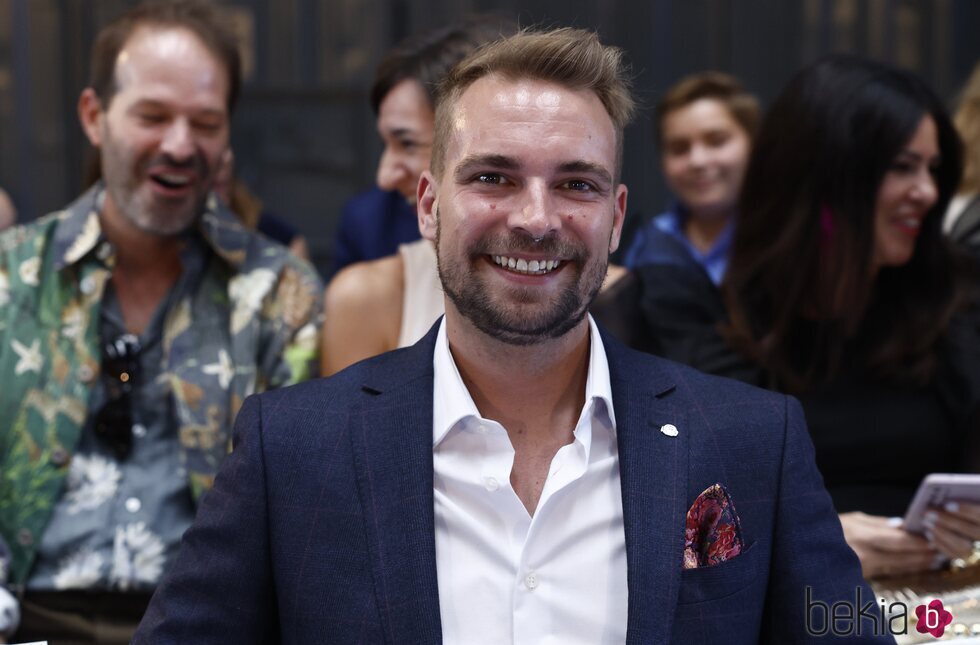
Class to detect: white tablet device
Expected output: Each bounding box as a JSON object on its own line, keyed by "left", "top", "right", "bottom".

{"left": 904, "top": 473, "right": 980, "bottom": 534}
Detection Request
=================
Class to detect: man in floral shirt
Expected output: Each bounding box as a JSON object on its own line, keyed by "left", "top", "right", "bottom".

{"left": 0, "top": 1, "right": 322, "bottom": 641}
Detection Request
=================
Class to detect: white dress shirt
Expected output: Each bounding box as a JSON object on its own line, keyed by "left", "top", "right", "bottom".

{"left": 432, "top": 316, "right": 628, "bottom": 645}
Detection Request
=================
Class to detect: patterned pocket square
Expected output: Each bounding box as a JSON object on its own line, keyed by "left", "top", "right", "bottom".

{"left": 683, "top": 483, "right": 744, "bottom": 570}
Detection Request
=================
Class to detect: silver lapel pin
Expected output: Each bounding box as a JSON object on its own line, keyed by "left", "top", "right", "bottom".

{"left": 660, "top": 423, "right": 679, "bottom": 437}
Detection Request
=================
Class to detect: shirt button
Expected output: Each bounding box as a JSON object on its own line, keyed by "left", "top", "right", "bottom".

{"left": 17, "top": 528, "right": 33, "bottom": 546}
{"left": 125, "top": 497, "right": 142, "bottom": 513}
{"left": 524, "top": 571, "right": 539, "bottom": 590}
{"left": 50, "top": 448, "right": 70, "bottom": 467}
{"left": 77, "top": 364, "right": 95, "bottom": 383}
{"left": 132, "top": 423, "right": 147, "bottom": 438}
{"left": 80, "top": 276, "right": 97, "bottom": 295}
{"left": 484, "top": 476, "right": 499, "bottom": 492}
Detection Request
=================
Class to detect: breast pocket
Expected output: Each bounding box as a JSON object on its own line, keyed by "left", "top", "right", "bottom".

{"left": 676, "top": 540, "right": 764, "bottom": 605}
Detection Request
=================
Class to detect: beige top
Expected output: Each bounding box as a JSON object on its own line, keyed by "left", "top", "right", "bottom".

{"left": 397, "top": 239, "right": 445, "bottom": 347}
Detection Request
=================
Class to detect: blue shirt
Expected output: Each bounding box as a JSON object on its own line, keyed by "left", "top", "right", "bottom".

{"left": 623, "top": 207, "right": 734, "bottom": 285}
{"left": 331, "top": 187, "right": 420, "bottom": 278}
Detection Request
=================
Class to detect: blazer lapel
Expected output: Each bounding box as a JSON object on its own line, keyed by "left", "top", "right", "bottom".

{"left": 604, "top": 331, "right": 689, "bottom": 645}
{"left": 349, "top": 324, "right": 443, "bottom": 644}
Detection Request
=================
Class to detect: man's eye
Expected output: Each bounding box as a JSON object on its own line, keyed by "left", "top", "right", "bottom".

{"left": 194, "top": 121, "right": 223, "bottom": 133}
{"left": 138, "top": 113, "right": 166, "bottom": 124}
{"left": 476, "top": 173, "right": 505, "bottom": 185}
{"left": 565, "top": 179, "right": 595, "bottom": 192}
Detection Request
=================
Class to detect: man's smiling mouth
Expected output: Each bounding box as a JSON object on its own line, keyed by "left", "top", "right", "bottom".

{"left": 492, "top": 255, "right": 562, "bottom": 275}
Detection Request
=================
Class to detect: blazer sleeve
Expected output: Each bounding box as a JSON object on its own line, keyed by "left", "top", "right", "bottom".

{"left": 762, "top": 395, "right": 895, "bottom": 644}
{"left": 133, "top": 395, "right": 278, "bottom": 644}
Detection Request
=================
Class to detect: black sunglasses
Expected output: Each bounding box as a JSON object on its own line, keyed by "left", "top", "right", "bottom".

{"left": 93, "top": 333, "right": 141, "bottom": 460}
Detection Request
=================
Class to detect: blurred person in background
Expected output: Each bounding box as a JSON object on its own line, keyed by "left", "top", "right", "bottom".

{"left": 622, "top": 72, "right": 758, "bottom": 285}
{"left": 637, "top": 54, "right": 980, "bottom": 580}
{"left": 321, "top": 18, "right": 509, "bottom": 376}
{"left": 213, "top": 148, "right": 310, "bottom": 260}
{"left": 591, "top": 73, "right": 757, "bottom": 354}
{"left": 0, "top": 2, "right": 322, "bottom": 642}
{"left": 947, "top": 61, "right": 980, "bottom": 251}
{"left": 329, "top": 19, "right": 507, "bottom": 276}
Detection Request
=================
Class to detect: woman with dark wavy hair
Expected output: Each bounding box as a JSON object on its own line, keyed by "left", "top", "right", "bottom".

{"left": 718, "top": 55, "right": 980, "bottom": 579}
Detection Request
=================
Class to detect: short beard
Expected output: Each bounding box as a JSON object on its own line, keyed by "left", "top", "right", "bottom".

{"left": 435, "top": 211, "right": 608, "bottom": 346}
{"left": 100, "top": 122, "right": 209, "bottom": 237}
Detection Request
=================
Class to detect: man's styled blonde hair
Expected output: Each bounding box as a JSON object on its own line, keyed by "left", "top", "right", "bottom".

{"left": 430, "top": 27, "right": 635, "bottom": 180}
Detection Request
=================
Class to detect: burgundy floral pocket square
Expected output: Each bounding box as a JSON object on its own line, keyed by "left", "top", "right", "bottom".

{"left": 683, "top": 483, "right": 744, "bottom": 570}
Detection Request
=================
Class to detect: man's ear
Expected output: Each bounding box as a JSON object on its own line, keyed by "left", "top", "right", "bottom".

{"left": 608, "top": 183, "right": 628, "bottom": 253}
{"left": 78, "top": 88, "right": 105, "bottom": 147}
{"left": 417, "top": 170, "right": 439, "bottom": 241}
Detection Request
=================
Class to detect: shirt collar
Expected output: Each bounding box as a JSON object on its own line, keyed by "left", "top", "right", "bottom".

{"left": 432, "top": 315, "right": 616, "bottom": 447}
{"left": 658, "top": 203, "right": 735, "bottom": 263}
{"left": 52, "top": 182, "right": 253, "bottom": 272}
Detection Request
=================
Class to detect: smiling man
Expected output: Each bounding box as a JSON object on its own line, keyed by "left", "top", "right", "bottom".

{"left": 135, "top": 29, "right": 889, "bottom": 644}
{"left": 0, "top": 2, "right": 322, "bottom": 642}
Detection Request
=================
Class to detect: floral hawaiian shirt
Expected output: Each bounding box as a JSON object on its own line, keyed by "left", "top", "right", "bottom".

{"left": 0, "top": 184, "right": 323, "bottom": 589}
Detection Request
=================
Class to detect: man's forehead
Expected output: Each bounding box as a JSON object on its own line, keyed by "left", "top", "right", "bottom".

{"left": 445, "top": 75, "right": 617, "bottom": 169}
{"left": 113, "top": 25, "right": 227, "bottom": 97}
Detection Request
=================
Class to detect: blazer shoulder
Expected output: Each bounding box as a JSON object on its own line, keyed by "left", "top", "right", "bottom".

{"left": 255, "top": 339, "right": 433, "bottom": 414}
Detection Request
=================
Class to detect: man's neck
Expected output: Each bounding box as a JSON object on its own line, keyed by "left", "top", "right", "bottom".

{"left": 444, "top": 307, "right": 592, "bottom": 514}
{"left": 99, "top": 195, "right": 183, "bottom": 334}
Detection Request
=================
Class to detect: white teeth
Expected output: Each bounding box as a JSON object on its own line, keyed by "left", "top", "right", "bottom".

{"left": 158, "top": 174, "right": 190, "bottom": 185}
{"left": 492, "top": 255, "right": 562, "bottom": 275}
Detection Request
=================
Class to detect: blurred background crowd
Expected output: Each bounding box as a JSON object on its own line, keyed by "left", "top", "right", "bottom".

{"left": 2, "top": 0, "right": 980, "bottom": 275}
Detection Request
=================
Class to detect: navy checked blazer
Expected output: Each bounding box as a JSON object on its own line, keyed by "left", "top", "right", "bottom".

{"left": 134, "top": 322, "right": 894, "bottom": 644}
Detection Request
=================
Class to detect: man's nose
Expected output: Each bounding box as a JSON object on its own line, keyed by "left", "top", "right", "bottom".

{"left": 510, "top": 181, "right": 559, "bottom": 239}
{"left": 160, "top": 119, "right": 194, "bottom": 161}
{"left": 376, "top": 147, "right": 404, "bottom": 192}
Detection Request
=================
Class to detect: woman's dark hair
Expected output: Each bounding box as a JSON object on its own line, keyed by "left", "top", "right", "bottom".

{"left": 722, "top": 54, "right": 966, "bottom": 392}
{"left": 369, "top": 17, "right": 513, "bottom": 114}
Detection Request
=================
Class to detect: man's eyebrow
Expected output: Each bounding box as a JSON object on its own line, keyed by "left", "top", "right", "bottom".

{"left": 453, "top": 154, "right": 520, "bottom": 180}
{"left": 558, "top": 161, "right": 613, "bottom": 185}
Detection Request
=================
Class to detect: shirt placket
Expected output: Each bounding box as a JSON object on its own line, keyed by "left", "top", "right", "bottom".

{"left": 512, "top": 428, "right": 590, "bottom": 645}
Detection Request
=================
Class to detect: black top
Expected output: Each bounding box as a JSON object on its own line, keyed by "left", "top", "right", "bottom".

{"left": 595, "top": 259, "right": 980, "bottom": 517}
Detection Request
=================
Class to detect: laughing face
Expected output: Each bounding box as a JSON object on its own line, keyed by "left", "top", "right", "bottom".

{"left": 872, "top": 115, "right": 940, "bottom": 271}
{"left": 375, "top": 79, "right": 434, "bottom": 203}
{"left": 81, "top": 26, "right": 230, "bottom": 237}
{"left": 418, "top": 76, "right": 627, "bottom": 345}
